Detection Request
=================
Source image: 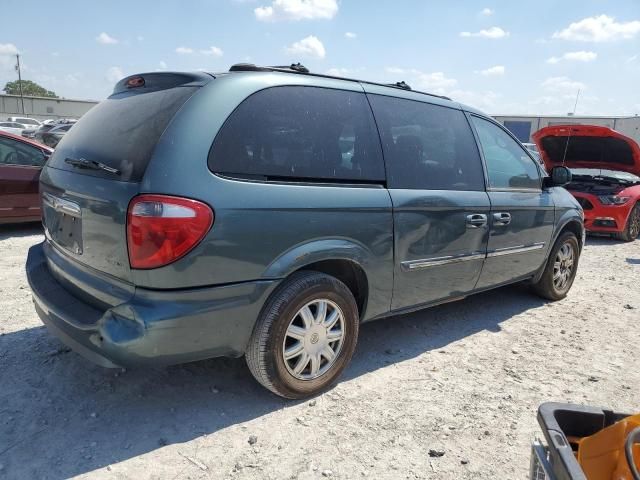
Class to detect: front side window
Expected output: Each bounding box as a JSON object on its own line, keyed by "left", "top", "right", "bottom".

{"left": 471, "top": 116, "right": 541, "bottom": 189}
{"left": 368, "top": 95, "right": 485, "bottom": 191}
{"left": 0, "top": 138, "right": 46, "bottom": 167}
{"left": 209, "top": 86, "right": 385, "bottom": 183}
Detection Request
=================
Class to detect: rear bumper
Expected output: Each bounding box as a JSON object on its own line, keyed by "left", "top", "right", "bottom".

{"left": 26, "top": 242, "right": 279, "bottom": 367}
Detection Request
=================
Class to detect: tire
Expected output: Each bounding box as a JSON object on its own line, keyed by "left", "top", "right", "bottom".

{"left": 532, "top": 232, "right": 580, "bottom": 301}
{"left": 614, "top": 203, "right": 640, "bottom": 242}
{"left": 246, "top": 271, "right": 359, "bottom": 399}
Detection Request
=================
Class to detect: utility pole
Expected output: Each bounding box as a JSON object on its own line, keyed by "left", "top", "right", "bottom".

{"left": 15, "top": 54, "right": 25, "bottom": 115}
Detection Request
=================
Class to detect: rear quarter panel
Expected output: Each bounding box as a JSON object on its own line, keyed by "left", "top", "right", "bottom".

{"left": 136, "top": 74, "right": 394, "bottom": 321}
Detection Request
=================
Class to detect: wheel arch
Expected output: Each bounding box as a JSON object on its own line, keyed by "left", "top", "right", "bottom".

{"left": 263, "top": 239, "right": 378, "bottom": 320}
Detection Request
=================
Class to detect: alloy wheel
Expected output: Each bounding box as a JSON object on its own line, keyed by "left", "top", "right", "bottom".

{"left": 282, "top": 299, "right": 345, "bottom": 381}
{"left": 553, "top": 242, "right": 575, "bottom": 291}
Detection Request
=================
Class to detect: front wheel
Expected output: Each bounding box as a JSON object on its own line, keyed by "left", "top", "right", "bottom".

{"left": 615, "top": 203, "right": 640, "bottom": 242}
{"left": 532, "top": 232, "right": 580, "bottom": 301}
{"left": 246, "top": 271, "right": 359, "bottom": 399}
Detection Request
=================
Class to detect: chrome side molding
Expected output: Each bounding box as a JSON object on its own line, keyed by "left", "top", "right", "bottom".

{"left": 401, "top": 252, "right": 485, "bottom": 271}
{"left": 486, "top": 242, "right": 545, "bottom": 258}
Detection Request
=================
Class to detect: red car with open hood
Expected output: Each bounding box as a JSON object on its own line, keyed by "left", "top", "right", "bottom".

{"left": 0, "top": 130, "right": 53, "bottom": 224}
{"left": 533, "top": 125, "right": 640, "bottom": 241}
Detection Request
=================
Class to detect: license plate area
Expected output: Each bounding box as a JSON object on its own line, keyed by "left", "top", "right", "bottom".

{"left": 42, "top": 194, "right": 83, "bottom": 255}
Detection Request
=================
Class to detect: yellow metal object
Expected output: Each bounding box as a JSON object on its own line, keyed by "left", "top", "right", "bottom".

{"left": 577, "top": 414, "right": 640, "bottom": 480}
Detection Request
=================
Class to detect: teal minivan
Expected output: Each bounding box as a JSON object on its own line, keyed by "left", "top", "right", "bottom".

{"left": 26, "top": 64, "right": 584, "bottom": 398}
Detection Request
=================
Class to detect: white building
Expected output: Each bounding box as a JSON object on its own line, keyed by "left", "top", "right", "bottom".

{"left": 0, "top": 94, "right": 98, "bottom": 122}
{"left": 493, "top": 114, "right": 640, "bottom": 144}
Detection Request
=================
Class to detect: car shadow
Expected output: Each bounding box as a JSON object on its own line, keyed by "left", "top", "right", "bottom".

{"left": 584, "top": 234, "right": 632, "bottom": 247}
{"left": 0, "top": 283, "right": 546, "bottom": 479}
{"left": 0, "top": 222, "right": 42, "bottom": 240}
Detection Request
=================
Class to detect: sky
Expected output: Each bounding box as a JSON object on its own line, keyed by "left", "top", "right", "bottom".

{"left": 1, "top": 0, "right": 639, "bottom": 116}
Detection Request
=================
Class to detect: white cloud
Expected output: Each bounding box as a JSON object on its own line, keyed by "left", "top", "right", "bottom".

{"left": 106, "top": 66, "right": 124, "bottom": 83}
{"left": 345, "top": 32, "right": 357, "bottom": 39}
{"left": 627, "top": 55, "right": 638, "bottom": 63}
{"left": 175, "top": 46, "right": 194, "bottom": 54}
{"left": 480, "top": 8, "right": 493, "bottom": 16}
{"left": 385, "top": 66, "right": 406, "bottom": 75}
{"left": 552, "top": 15, "right": 640, "bottom": 42}
{"left": 449, "top": 89, "right": 500, "bottom": 110}
{"left": 478, "top": 65, "right": 505, "bottom": 76}
{"left": 158, "top": 61, "right": 167, "bottom": 70}
{"left": 541, "top": 76, "right": 586, "bottom": 92}
{"left": 460, "top": 26, "right": 510, "bottom": 39}
{"left": 547, "top": 51, "right": 597, "bottom": 64}
{"left": 96, "top": 32, "right": 118, "bottom": 45}
{"left": 325, "top": 67, "right": 359, "bottom": 77}
{"left": 255, "top": 0, "right": 338, "bottom": 22}
{"left": 286, "top": 35, "right": 326, "bottom": 58}
{"left": 383, "top": 67, "right": 457, "bottom": 92}
{"left": 200, "top": 46, "right": 224, "bottom": 57}
{"left": 0, "top": 43, "right": 19, "bottom": 55}
{"left": 137, "top": 35, "right": 144, "bottom": 41}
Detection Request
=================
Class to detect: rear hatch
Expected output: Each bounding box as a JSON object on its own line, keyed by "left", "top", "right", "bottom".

{"left": 40, "top": 72, "right": 211, "bottom": 283}
{"left": 532, "top": 125, "right": 640, "bottom": 176}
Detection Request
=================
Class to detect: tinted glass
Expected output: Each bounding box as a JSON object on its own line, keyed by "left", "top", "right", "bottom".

{"left": 48, "top": 86, "right": 198, "bottom": 182}
{"left": 0, "top": 138, "right": 46, "bottom": 167}
{"left": 471, "top": 116, "right": 541, "bottom": 189}
{"left": 368, "top": 95, "right": 484, "bottom": 191}
{"left": 209, "top": 86, "right": 385, "bottom": 183}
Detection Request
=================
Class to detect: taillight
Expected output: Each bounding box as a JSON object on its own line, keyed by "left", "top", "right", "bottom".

{"left": 127, "top": 195, "right": 213, "bottom": 269}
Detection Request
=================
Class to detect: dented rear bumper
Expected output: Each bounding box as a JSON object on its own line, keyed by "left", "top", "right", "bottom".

{"left": 26, "top": 242, "right": 278, "bottom": 367}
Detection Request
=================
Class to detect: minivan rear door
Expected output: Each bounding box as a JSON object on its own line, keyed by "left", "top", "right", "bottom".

{"left": 365, "top": 90, "right": 491, "bottom": 310}
{"left": 40, "top": 72, "right": 210, "bottom": 282}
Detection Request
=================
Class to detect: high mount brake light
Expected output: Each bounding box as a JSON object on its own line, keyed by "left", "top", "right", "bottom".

{"left": 127, "top": 195, "right": 213, "bottom": 269}
{"left": 126, "top": 76, "right": 145, "bottom": 88}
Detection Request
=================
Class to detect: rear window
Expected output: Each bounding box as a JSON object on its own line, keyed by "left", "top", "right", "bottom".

{"left": 208, "top": 86, "right": 385, "bottom": 184}
{"left": 48, "top": 86, "right": 198, "bottom": 182}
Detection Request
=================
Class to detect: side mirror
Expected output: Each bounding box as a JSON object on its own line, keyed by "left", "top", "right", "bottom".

{"left": 543, "top": 166, "right": 572, "bottom": 188}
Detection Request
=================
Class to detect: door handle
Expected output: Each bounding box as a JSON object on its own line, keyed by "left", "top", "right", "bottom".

{"left": 493, "top": 212, "right": 512, "bottom": 226}
{"left": 466, "top": 213, "right": 488, "bottom": 228}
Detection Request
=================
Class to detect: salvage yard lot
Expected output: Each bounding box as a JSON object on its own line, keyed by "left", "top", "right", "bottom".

{"left": 1, "top": 225, "right": 638, "bottom": 480}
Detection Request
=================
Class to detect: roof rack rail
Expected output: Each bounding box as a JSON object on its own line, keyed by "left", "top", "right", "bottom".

{"left": 226, "top": 63, "right": 451, "bottom": 101}
{"left": 386, "top": 81, "right": 411, "bottom": 90}
{"left": 229, "top": 63, "right": 271, "bottom": 72}
{"left": 269, "top": 63, "right": 310, "bottom": 73}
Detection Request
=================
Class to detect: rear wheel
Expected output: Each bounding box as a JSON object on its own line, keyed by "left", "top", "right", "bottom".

{"left": 615, "top": 203, "right": 640, "bottom": 242}
{"left": 532, "top": 232, "right": 580, "bottom": 301}
{"left": 246, "top": 271, "right": 359, "bottom": 399}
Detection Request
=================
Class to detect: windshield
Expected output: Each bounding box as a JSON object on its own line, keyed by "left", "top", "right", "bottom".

{"left": 571, "top": 168, "right": 640, "bottom": 183}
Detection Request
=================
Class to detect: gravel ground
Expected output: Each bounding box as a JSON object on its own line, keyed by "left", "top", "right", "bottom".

{"left": 1, "top": 224, "right": 638, "bottom": 480}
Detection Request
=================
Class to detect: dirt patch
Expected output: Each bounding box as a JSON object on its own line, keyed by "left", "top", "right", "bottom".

{"left": 1, "top": 225, "right": 638, "bottom": 479}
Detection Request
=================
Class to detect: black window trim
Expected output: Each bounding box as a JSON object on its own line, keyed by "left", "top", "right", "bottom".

{"left": 467, "top": 113, "right": 544, "bottom": 193}
{"left": 208, "top": 84, "right": 388, "bottom": 188}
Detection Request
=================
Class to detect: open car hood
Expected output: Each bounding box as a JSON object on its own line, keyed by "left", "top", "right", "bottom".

{"left": 532, "top": 125, "right": 640, "bottom": 176}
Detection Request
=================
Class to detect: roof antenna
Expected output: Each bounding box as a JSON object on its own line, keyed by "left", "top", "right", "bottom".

{"left": 560, "top": 88, "right": 580, "bottom": 166}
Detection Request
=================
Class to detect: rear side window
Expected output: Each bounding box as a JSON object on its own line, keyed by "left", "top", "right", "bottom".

{"left": 209, "top": 86, "right": 385, "bottom": 183}
{"left": 48, "top": 86, "right": 198, "bottom": 182}
{"left": 0, "top": 137, "right": 46, "bottom": 167}
{"left": 368, "top": 95, "right": 485, "bottom": 191}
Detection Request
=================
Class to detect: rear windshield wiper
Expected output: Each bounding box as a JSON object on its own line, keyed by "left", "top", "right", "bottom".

{"left": 65, "top": 157, "right": 121, "bottom": 175}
